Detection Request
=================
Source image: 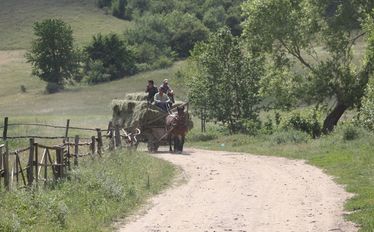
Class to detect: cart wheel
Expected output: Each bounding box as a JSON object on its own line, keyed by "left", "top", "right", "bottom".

{"left": 147, "top": 142, "right": 159, "bottom": 152}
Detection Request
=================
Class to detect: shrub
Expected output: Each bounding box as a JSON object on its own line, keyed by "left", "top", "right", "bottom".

{"left": 84, "top": 33, "right": 136, "bottom": 82}
{"left": 83, "top": 60, "right": 111, "bottom": 84}
{"left": 151, "top": 56, "right": 173, "bottom": 69}
{"left": 282, "top": 109, "right": 321, "bottom": 138}
{"left": 187, "top": 132, "right": 218, "bottom": 142}
{"left": 45, "top": 82, "right": 61, "bottom": 94}
{"left": 270, "top": 129, "right": 310, "bottom": 144}
{"left": 20, "top": 85, "right": 26, "bottom": 93}
{"left": 342, "top": 124, "right": 359, "bottom": 141}
{"left": 230, "top": 119, "right": 261, "bottom": 136}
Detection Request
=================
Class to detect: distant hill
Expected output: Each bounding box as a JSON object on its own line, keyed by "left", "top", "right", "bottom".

{"left": 0, "top": 0, "right": 132, "bottom": 50}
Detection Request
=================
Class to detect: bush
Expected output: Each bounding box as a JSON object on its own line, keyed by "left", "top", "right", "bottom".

{"left": 283, "top": 109, "right": 321, "bottom": 138}
{"left": 342, "top": 124, "right": 359, "bottom": 141}
{"left": 45, "top": 82, "right": 61, "bottom": 94}
{"left": 20, "top": 85, "right": 26, "bottom": 93}
{"left": 84, "top": 33, "right": 136, "bottom": 82}
{"left": 83, "top": 60, "right": 111, "bottom": 84}
{"left": 151, "top": 56, "right": 173, "bottom": 69}
{"left": 334, "top": 122, "right": 368, "bottom": 141}
{"left": 230, "top": 119, "right": 261, "bottom": 136}
{"left": 270, "top": 129, "right": 310, "bottom": 144}
{"left": 187, "top": 132, "right": 218, "bottom": 142}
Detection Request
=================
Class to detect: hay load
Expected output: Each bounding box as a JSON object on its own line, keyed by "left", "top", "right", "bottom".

{"left": 111, "top": 92, "right": 192, "bottom": 129}
{"left": 111, "top": 92, "right": 193, "bottom": 151}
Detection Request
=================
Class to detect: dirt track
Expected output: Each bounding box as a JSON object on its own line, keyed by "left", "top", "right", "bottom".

{"left": 118, "top": 149, "right": 357, "bottom": 232}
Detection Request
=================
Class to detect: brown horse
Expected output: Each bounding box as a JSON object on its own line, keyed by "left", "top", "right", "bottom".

{"left": 166, "top": 106, "right": 188, "bottom": 153}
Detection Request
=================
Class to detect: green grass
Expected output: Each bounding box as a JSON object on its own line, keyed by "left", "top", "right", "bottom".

{"left": 0, "top": 0, "right": 132, "bottom": 50}
{"left": 187, "top": 125, "right": 374, "bottom": 231}
{"left": 0, "top": 50, "right": 187, "bottom": 117}
{"left": 0, "top": 150, "right": 176, "bottom": 232}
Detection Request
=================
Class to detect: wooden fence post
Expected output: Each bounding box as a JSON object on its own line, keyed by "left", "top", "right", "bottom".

{"left": 34, "top": 143, "right": 38, "bottom": 187}
{"left": 0, "top": 144, "right": 3, "bottom": 175}
{"left": 90, "top": 136, "right": 96, "bottom": 155}
{"left": 114, "top": 125, "right": 122, "bottom": 148}
{"left": 74, "top": 135, "right": 79, "bottom": 166}
{"left": 3, "top": 141, "right": 10, "bottom": 191}
{"left": 96, "top": 129, "right": 103, "bottom": 156}
{"left": 56, "top": 148, "right": 64, "bottom": 179}
{"left": 3, "top": 117, "right": 8, "bottom": 140}
{"left": 65, "top": 119, "right": 70, "bottom": 139}
{"left": 27, "top": 138, "right": 34, "bottom": 187}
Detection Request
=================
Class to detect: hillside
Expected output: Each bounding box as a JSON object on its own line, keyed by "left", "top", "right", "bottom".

{"left": 0, "top": 0, "right": 132, "bottom": 50}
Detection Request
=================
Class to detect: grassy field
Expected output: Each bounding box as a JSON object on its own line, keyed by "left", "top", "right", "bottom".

{"left": 0, "top": 0, "right": 132, "bottom": 50}
{"left": 0, "top": 50, "right": 186, "bottom": 118}
{"left": 187, "top": 124, "right": 374, "bottom": 231}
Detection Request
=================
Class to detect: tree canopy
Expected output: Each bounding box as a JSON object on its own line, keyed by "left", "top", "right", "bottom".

{"left": 242, "top": 0, "right": 374, "bottom": 133}
{"left": 186, "top": 28, "right": 264, "bottom": 133}
{"left": 26, "top": 19, "right": 79, "bottom": 93}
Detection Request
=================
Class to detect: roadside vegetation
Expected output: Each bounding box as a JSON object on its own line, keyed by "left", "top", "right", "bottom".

{"left": 1, "top": 0, "right": 374, "bottom": 231}
{"left": 0, "top": 149, "right": 175, "bottom": 232}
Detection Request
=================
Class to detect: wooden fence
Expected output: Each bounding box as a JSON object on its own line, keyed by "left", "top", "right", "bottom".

{"left": 0, "top": 117, "right": 129, "bottom": 191}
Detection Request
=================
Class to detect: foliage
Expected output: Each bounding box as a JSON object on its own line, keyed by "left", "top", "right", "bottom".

{"left": 104, "top": 0, "right": 244, "bottom": 34}
{"left": 45, "top": 82, "right": 62, "bottom": 94}
{"left": 270, "top": 129, "right": 310, "bottom": 144}
{"left": 0, "top": 151, "right": 175, "bottom": 231}
{"left": 361, "top": 76, "right": 374, "bottom": 130}
{"left": 26, "top": 19, "right": 80, "bottom": 92}
{"left": 282, "top": 109, "right": 322, "bottom": 138}
{"left": 83, "top": 60, "right": 111, "bottom": 84}
{"left": 125, "top": 11, "right": 209, "bottom": 67}
{"left": 241, "top": 0, "right": 374, "bottom": 133}
{"left": 187, "top": 27, "right": 264, "bottom": 133}
{"left": 84, "top": 33, "right": 136, "bottom": 82}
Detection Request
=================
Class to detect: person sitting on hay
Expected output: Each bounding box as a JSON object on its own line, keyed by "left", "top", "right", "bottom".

{"left": 145, "top": 80, "right": 158, "bottom": 103}
{"left": 159, "top": 79, "right": 174, "bottom": 104}
{"left": 154, "top": 87, "right": 171, "bottom": 112}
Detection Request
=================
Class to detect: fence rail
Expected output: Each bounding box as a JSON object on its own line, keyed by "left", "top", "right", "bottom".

{"left": 0, "top": 117, "right": 131, "bottom": 191}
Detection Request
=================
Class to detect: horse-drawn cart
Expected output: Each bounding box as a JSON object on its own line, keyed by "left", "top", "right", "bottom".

{"left": 111, "top": 93, "right": 193, "bottom": 152}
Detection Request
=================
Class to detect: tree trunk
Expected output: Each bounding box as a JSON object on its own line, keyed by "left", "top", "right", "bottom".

{"left": 322, "top": 102, "right": 348, "bottom": 134}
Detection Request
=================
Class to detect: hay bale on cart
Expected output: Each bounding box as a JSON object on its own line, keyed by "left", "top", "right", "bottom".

{"left": 111, "top": 92, "right": 192, "bottom": 152}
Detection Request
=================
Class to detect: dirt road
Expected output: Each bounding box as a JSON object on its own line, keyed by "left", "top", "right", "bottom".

{"left": 118, "top": 149, "right": 357, "bottom": 232}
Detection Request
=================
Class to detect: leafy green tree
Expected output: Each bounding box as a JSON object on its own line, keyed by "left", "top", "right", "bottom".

{"left": 112, "top": 0, "right": 128, "bottom": 19}
{"left": 167, "top": 11, "right": 209, "bottom": 57}
{"left": 187, "top": 28, "right": 264, "bottom": 133}
{"left": 84, "top": 33, "right": 136, "bottom": 81}
{"left": 242, "top": 0, "right": 374, "bottom": 133}
{"left": 26, "top": 19, "right": 80, "bottom": 93}
{"left": 360, "top": 19, "right": 374, "bottom": 131}
{"left": 361, "top": 76, "right": 374, "bottom": 131}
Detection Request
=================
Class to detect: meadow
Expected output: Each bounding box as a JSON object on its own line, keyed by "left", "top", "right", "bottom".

{"left": 0, "top": 0, "right": 132, "bottom": 50}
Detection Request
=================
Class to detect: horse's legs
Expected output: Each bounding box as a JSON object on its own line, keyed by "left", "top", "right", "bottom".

{"left": 180, "top": 135, "right": 185, "bottom": 152}
{"left": 174, "top": 136, "right": 179, "bottom": 152}
{"left": 169, "top": 134, "right": 173, "bottom": 152}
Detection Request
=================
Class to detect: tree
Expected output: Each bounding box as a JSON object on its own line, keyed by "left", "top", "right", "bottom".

{"left": 187, "top": 28, "right": 264, "bottom": 133}
{"left": 242, "top": 0, "right": 374, "bottom": 133}
{"left": 84, "top": 33, "right": 136, "bottom": 81}
{"left": 360, "top": 18, "right": 374, "bottom": 131}
{"left": 26, "top": 19, "right": 80, "bottom": 93}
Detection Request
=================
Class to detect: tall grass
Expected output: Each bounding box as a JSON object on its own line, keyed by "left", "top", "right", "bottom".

{"left": 0, "top": 150, "right": 176, "bottom": 232}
